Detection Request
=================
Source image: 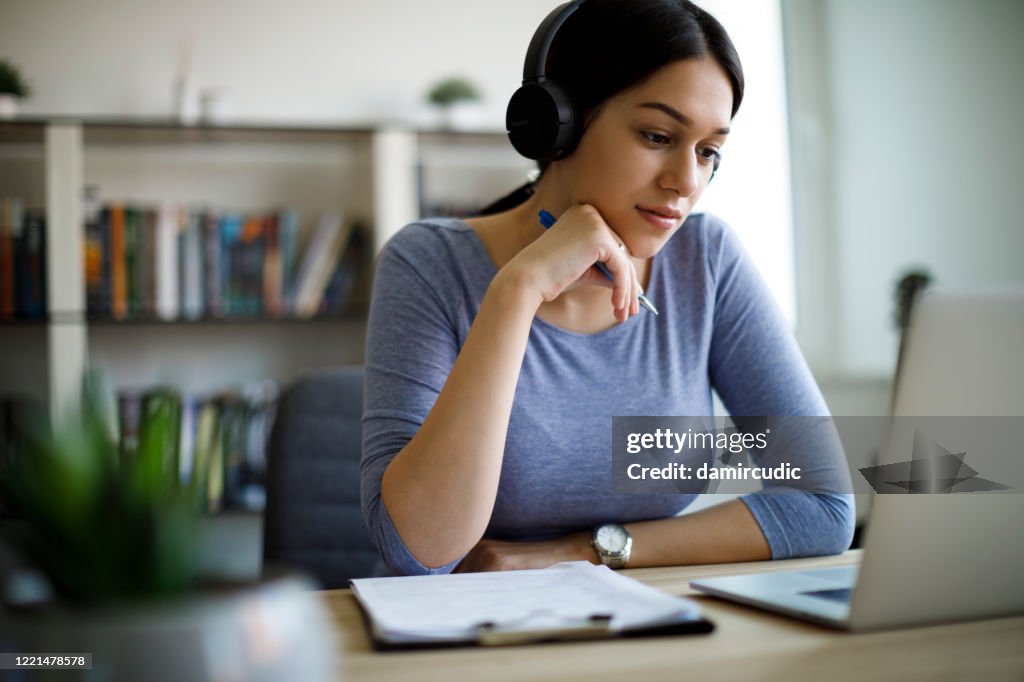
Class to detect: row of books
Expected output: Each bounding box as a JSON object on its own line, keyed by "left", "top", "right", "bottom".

{"left": 0, "top": 384, "right": 278, "bottom": 515}
{"left": 83, "top": 197, "right": 367, "bottom": 321}
{"left": 118, "top": 382, "right": 279, "bottom": 512}
{"left": 0, "top": 197, "right": 47, "bottom": 321}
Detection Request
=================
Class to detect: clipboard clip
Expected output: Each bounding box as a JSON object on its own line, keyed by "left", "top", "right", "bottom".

{"left": 475, "top": 610, "right": 614, "bottom": 646}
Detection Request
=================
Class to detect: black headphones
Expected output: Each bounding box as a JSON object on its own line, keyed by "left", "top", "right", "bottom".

{"left": 506, "top": 1, "right": 586, "bottom": 162}
{"left": 505, "top": 0, "right": 722, "bottom": 182}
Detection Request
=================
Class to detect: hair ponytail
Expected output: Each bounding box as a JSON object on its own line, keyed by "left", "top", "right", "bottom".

{"left": 476, "top": 180, "right": 537, "bottom": 216}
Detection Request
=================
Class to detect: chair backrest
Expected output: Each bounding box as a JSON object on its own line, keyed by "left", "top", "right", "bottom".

{"left": 263, "top": 366, "right": 386, "bottom": 588}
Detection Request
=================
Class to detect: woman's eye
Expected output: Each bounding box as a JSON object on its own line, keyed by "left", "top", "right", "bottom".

{"left": 642, "top": 131, "right": 671, "bottom": 146}
{"left": 698, "top": 147, "right": 722, "bottom": 166}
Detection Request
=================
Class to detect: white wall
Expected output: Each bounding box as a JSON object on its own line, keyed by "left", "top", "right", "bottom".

{"left": 0, "top": 0, "right": 555, "bottom": 126}
{"left": 697, "top": 0, "right": 796, "bottom": 322}
{"left": 785, "top": 0, "right": 1024, "bottom": 379}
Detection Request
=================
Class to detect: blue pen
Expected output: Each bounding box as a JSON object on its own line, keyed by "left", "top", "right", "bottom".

{"left": 538, "top": 209, "right": 659, "bottom": 316}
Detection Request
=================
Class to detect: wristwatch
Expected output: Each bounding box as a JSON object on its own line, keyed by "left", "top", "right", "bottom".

{"left": 591, "top": 524, "right": 633, "bottom": 568}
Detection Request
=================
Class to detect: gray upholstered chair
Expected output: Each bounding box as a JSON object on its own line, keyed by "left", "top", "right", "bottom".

{"left": 263, "top": 366, "right": 386, "bottom": 588}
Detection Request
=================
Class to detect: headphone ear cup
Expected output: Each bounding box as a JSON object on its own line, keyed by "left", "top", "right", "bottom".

{"left": 506, "top": 81, "right": 581, "bottom": 161}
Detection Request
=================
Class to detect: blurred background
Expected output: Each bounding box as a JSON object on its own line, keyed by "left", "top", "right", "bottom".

{"left": 0, "top": 0, "right": 1022, "bottom": 560}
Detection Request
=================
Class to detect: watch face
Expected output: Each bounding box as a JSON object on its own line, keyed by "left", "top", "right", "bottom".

{"left": 596, "top": 525, "right": 628, "bottom": 553}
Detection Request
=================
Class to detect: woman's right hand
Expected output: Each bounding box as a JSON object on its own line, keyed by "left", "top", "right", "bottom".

{"left": 503, "top": 203, "right": 641, "bottom": 322}
{"left": 377, "top": 204, "right": 640, "bottom": 568}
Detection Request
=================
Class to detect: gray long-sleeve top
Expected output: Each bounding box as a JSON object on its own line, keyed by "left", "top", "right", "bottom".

{"left": 361, "top": 214, "right": 854, "bottom": 576}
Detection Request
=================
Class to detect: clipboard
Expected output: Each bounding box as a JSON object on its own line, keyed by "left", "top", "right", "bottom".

{"left": 349, "top": 562, "right": 715, "bottom": 651}
{"left": 358, "top": 607, "right": 715, "bottom": 651}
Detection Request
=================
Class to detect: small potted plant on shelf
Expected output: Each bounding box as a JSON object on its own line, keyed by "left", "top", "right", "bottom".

{"left": 0, "top": 59, "right": 31, "bottom": 120}
{"left": 0, "top": 378, "right": 337, "bottom": 681}
{"left": 427, "top": 76, "right": 483, "bottom": 131}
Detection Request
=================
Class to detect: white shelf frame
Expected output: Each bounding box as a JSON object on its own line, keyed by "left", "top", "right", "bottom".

{"left": 45, "top": 123, "right": 86, "bottom": 422}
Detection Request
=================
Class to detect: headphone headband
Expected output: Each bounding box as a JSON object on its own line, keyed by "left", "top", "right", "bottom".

{"left": 522, "top": 1, "right": 585, "bottom": 82}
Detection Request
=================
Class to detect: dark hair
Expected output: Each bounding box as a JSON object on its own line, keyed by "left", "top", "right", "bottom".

{"left": 479, "top": 0, "right": 744, "bottom": 215}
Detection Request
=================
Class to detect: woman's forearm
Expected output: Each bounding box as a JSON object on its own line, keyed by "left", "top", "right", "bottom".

{"left": 455, "top": 499, "right": 774, "bottom": 573}
{"left": 623, "top": 499, "right": 772, "bottom": 567}
{"left": 380, "top": 265, "right": 541, "bottom": 568}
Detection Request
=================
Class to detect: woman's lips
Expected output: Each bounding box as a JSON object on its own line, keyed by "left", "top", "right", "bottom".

{"left": 637, "top": 206, "right": 681, "bottom": 230}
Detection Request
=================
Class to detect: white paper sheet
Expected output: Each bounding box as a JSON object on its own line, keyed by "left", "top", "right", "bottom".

{"left": 350, "top": 561, "right": 702, "bottom": 643}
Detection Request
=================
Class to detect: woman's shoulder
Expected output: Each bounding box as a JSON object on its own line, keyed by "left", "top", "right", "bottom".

{"left": 675, "top": 211, "right": 733, "bottom": 243}
{"left": 664, "top": 211, "right": 741, "bottom": 265}
{"left": 385, "top": 217, "right": 476, "bottom": 257}
{"left": 376, "top": 217, "right": 494, "bottom": 307}
{"left": 381, "top": 217, "right": 488, "bottom": 274}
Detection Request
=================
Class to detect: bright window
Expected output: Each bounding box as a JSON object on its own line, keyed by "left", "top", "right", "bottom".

{"left": 694, "top": 0, "right": 795, "bottom": 323}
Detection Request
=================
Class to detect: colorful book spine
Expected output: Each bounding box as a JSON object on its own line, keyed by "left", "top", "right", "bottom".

{"left": 278, "top": 208, "right": 299, "bottom": 314}
{"left": 155, "top": 204, "right": 179, "bottom": 321}
{"left": 18, "top": 210, "right": 47, "bottom": 319}
{"left": 320, "top": 222, "right": 366, "bottom": 316}
{"left": 110, "top": 203, "right": 127, "bottom": 320}
{"left": 135, "top": 388, "right": 183, "bottom": 494}
{"left": 181, "top": 208, "right": 203, "bottom": 320}
{"left": 0, "top": 197, "right": 23, "bottom": 320}
{"left": 293, "top": 210, "right": 346, "bottom": 318}
{"left": 125, "top": 206, "right": 141, "bottom": 318}
{"left": 84, "top": 207, "right": 105, "bottom": 317}
{"left": 142, "top": 208, "right": 158, "bottom": 318}
{"left": 240, "top": 215, "right": 264, "bottom": 316}
{"left": 178, "top": 395, "right": 198, "bottom": 485}
{"left": 197, "top": 399, "right": 224, "bottom": 512}
{"left": 219, "top": 213, "right": 245, "bottom": 316}
{"left": 219, "top": 394, "right": 245, "bottom": 508}
{"left": 117, "top": 389, "right": 144, "bottom": 463}
{"left": 203, "top": 210, "right": 223, "bottom": 318}
{"left": 262, "top": 212, "right": 282, "bottom": 317}
{"left": 97, "top": 207, "right": 113, "bottom": 317}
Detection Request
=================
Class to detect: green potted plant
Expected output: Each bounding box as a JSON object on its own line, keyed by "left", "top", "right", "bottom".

{"left": 0, "top": 380, "right": 337, "bottom": 680}
{"left": 0, "top": 59, "right": 31, "bottom": 119}
{"left": 427, "top": 76, "right": 483, "bottom": 130}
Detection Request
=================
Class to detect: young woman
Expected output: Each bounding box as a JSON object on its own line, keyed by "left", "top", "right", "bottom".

{"left": 361, "top": 0, "right": 853, "bottom": 576}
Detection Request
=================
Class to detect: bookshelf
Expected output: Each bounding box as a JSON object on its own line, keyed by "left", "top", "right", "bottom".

{"left": 0, "top": 118, "right": 533, "bottom": 417}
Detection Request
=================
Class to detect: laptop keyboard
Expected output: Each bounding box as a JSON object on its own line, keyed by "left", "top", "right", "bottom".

{"left": 802, "top": 587, "right": 853, "bottom": 603}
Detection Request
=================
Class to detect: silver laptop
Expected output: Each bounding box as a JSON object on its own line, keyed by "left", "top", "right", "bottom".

{"left": 691, "top": 291, "right": 1024, "bottom": 631}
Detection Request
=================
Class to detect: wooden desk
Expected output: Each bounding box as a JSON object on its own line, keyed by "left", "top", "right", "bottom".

{"left": 318, "top": 551, "right": 1024, "bottom": 682}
